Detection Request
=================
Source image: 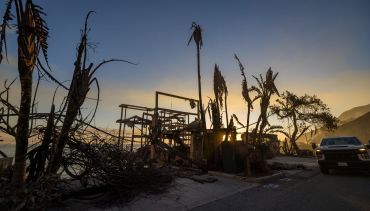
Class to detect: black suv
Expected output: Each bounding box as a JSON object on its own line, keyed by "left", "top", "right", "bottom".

{"left": 314, "top": 136, "right": 370, "bottom": 174}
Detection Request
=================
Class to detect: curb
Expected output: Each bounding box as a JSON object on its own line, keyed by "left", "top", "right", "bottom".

{"left": 207, "top": 171, "right": 249, "bottom": 182}
{"left": 207, "top": 170, "right": 284, "bottom": 183}
{"left": 266, "top": 156, "right": 319, "bottom": 169}
{"left": 245, "top": 171, "right": 284, "bottom": 183}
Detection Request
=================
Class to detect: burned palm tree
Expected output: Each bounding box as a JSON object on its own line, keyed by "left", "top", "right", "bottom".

{"left": 47, "top": 11, "right": 134, "bottom": 174}
{"left": 208, "top": 98, "right": 222, "bottom": 131}
{"left": 252, "top": 68, "right": 279, "bottom": 143}
{"left": 0, "top": 0, "right": 50, "bottom": 190}
{"left": 214, "top": 65, "right": 232, "bottom": 142}
{"left": 239, "top": 68, "right": 279, "bottom": 174}
{"left": 234, "top": 54, "right": 260, "bottom": 176}
{"left": 188, "top": 22, "right": 207, "bottom": 155}
{"left": 213, "top": 64, "right": 228, "bottom": 127}
{"left": 234, "top": 54, "right": 260, "bottom": 144}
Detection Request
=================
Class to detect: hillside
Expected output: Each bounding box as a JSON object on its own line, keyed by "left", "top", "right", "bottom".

{"left": 299, "top": 111, "right": 370, "bottom": 144}
{"left": 297, "top": 104, "right": 370, "bottom": 144}
{"left": 337, "top": 104, "right": 370, "bottom": 124}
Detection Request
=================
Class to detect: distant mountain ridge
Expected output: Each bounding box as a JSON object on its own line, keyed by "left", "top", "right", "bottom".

{"left": 338, "top": 104, "right": 370, "bottom": 124}
{"left": 298, "top": 104, "right": 370, "bottom": 144}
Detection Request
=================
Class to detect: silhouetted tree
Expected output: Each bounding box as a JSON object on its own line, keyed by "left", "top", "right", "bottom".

{"left": 270, "top": 91, "right": 338, "bottom": 155}
{"left": 188, "top": 22, "right": 207, "bottom": 155}
{"left": 208, "top": 98, "right": 222, "bottom": 131}
{"left": 234, "top": 55, "right": 260, "bottom": 144}
{"left": 213, "top": 64, "right": 234, "bottom": 143}
{"left": 213, "top": 64, "right": 228, "bottom": 126}
{"left": 47, "top": 11, "right": 133, "bottom": 174}
{"left": 234, "top": 54, "right": 261, "bottom": 176}
{"left": 252, "top": 68, "right": 279, "bottom": 144}
{"left": 0, "top": 0, "right": 50, "bottom": 191}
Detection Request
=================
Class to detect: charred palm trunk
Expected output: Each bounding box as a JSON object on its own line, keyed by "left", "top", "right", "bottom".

{"left": 223, "top": 93, "right": 230, "bottom": 162}
{"left": 258, "top": 117, "right": 267, "bottom": 142}
{"left": 11, "top": 3, "right": 38, "bottom": 189}
{"left": 244, "top": 105, "right": 251, "bottom": 176}
{"left": 47, "top": 27, "right": 89, "bottom": 174}
{"left": 224, "top": 92, "right": 228, "bottom": 126}
{"left": 47, "top": 55, "right": 92, "bottom": 174}
{"left": 197, "top": 44, "right": 207, "bottom": 157}
{"left": 252, "top": 115, "right": 261, "bottom": 144}
{"left": 48, "top": 98, "right": 80, "bottom": 174}
{"left": 188, "top": 23, "right": 206, "bottom": 160}
{"left": 245, "top": 106, "right": 251, "bottom": 144}
{"left": 12, "top": 69, "right": 32, "bottom": 190}
{"left": 257, "top": 99, "right": 269, "bottom": 142}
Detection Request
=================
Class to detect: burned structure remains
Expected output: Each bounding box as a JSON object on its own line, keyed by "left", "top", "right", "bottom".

{"left": 116, "top": 91, "right": 205, "bottom": 163}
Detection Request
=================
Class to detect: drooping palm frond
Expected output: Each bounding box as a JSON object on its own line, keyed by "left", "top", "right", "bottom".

{"left": 234, "top": 54, "right": 253, "bottom": 106}
{"left": 249, "top": 85, "right": 261, "bottom": 96}
{"left": 232, "top": 114, "right": 245, "bottom": 127}
{"left": 27, "top": 1, "right": 69, "bottom": 89}
{"left": 187, "top": 22, "right": 203, "bottom": 48}
{"left": 1, "top": 0, "right": 66, "bottom": 89}
{"left": 29, "top": 1, "right": 49, "bottom": 68}
{"left": 0, "top": 0, "right": 14, "bottom": 63}
{"left": 37, "top": 59, "right": 68, "bottom": 89}
{"left": 205, "top": 98, "right": 212, "bottom": 124}
{"left": 209, "top": 98, "right": 222, "bottom": 130}
{"left": 252, "top": 75, "right": 263, "bottom": 90}
{"left": 213, "top": 64, "right": 227, "bottom": 109}
{"left": 265, "top": 68, "right": 279, "bottom": 96}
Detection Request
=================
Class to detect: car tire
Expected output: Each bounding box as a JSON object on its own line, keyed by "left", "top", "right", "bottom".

{"left": 320, "top": 167, "right": 330, "bottom": 175}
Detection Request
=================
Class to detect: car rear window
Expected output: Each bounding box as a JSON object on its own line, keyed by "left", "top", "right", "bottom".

{"left": 320, "top": 137, "right": 362, "bottom": 146}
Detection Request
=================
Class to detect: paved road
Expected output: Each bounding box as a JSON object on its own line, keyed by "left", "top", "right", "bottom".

{"left": 191, "top": 169, "right": 370, "bottom": 211}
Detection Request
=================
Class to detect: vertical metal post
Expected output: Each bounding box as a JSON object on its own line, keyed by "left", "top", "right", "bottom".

{"left": 170, "top": 117, "right": 173, "bottom": 147}
{"left": 187, "top": 114, "right": 190, "bottom": 145}
{"left": 141, "top": 113, "right": 144, "bottom": 148}
{"left": 118, "top": 106, "right": 123, "bottom": 147}
{"left": 122, "top": 107, "right": 127, "bottom": 150}
{"left": 161, "top": 111, "right": 164, "bottom": 143}
{"left": 131, "top": 117, "right": 135, "bottom": 152}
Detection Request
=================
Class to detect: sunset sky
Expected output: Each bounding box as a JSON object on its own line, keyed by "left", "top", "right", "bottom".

{"left": 1, "top": 0, "right": 370, "bottom": 130}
